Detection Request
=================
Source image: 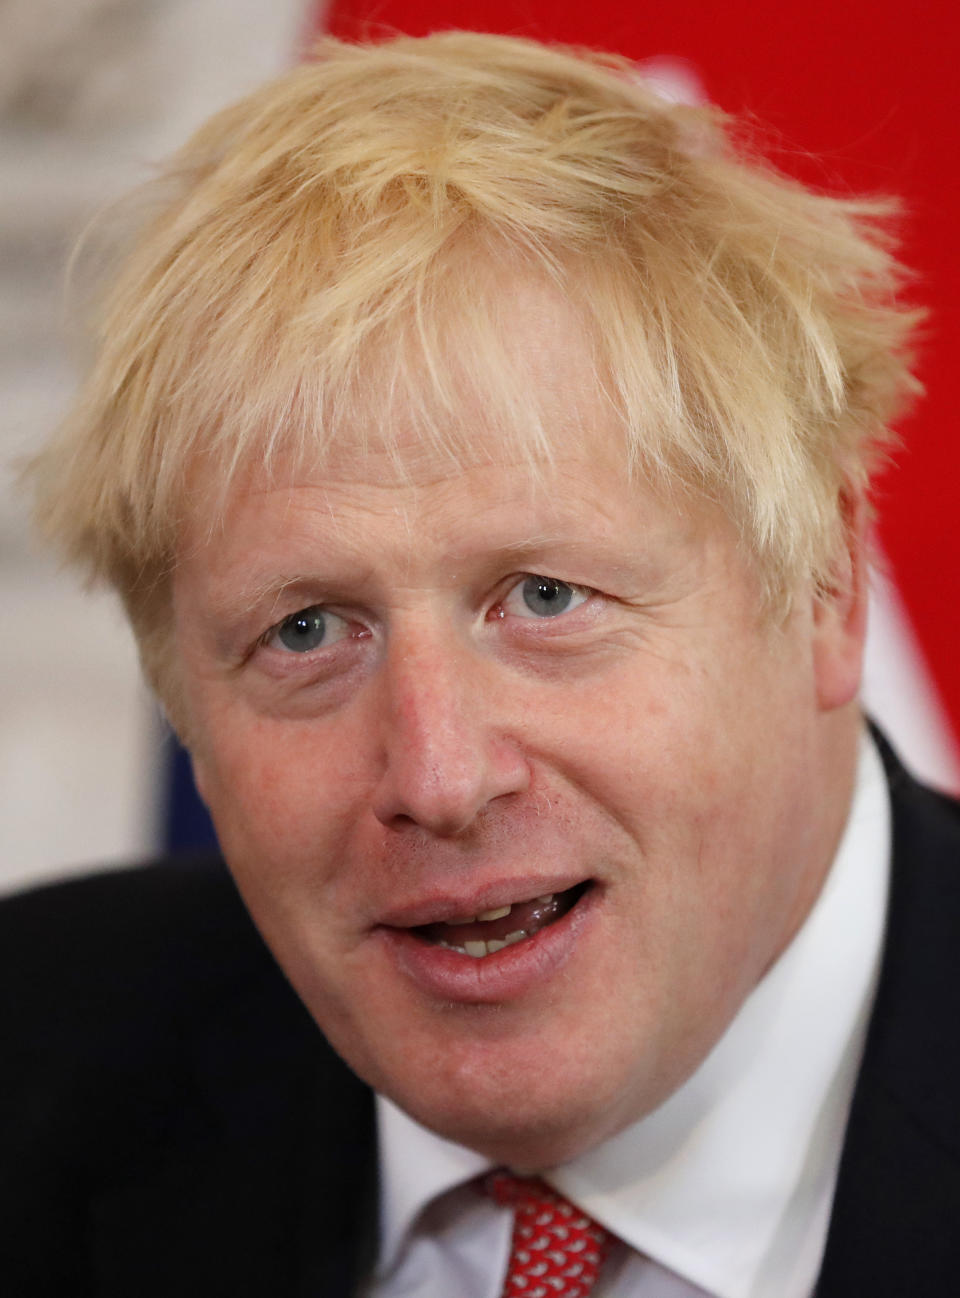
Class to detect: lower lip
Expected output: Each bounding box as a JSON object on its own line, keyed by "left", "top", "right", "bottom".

{"left": 375, "top": 885, "right": 600, "bottom": 1004}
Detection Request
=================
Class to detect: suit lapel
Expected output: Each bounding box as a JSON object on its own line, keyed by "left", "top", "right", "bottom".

{"left": 817, "top": 743, "right": 960, "bottom": 1293}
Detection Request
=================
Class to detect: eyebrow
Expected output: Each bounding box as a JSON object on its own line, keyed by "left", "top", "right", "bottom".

{"left": 220, "top": 536, "right": 649, "bottom": 617}
{"left": 196, "top": 498, "right": 673, "bottom": 626}
{"left": 214, "top": 570, "right": 374, "bottom": 622}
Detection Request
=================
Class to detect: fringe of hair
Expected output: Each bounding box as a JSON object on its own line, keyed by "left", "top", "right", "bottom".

{"left": 26, "top": 30, "right": 922, "bottom": 709}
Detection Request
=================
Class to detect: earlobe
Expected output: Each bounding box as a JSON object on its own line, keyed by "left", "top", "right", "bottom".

{"left": 812, "top": 485, "right": 870, "bottom": 713}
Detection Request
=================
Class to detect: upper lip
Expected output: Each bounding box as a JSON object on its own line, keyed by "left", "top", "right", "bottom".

{"left": 375, "top": 874, "right": 591, "bottom": 929}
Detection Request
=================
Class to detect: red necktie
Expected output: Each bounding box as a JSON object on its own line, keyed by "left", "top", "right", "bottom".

{"left": 485, "top": 1170, "right": 612, "bottom": 1298}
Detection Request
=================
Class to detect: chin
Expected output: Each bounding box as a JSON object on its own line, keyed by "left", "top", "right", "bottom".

{"left": 404, "top": 1082, "right": 627, "bottom": 1170}
{"left": 364, "top": 1026, "right": 644, "bottom": 1170}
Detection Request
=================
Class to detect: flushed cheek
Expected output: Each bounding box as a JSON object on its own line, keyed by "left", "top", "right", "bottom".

{"left": 543, "top": 659, "right": 730, "bottom": 800}
{"left": 197, "top": 750, "right": 372, "bottom": 952}
{"left": 199, "top": 701, "right": 357, "bottom": 828}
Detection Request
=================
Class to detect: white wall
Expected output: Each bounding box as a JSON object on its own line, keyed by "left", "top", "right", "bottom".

{"left": 0, "top": 0, "right": 315, "bottom": 892}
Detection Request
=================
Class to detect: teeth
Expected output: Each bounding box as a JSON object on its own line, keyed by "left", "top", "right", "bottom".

{"left": 439, "top": 929, "right": 531, "bottom": 958}
{"left": 477, "top": 904, "right": 512, "bottom": 922}
{"left": 441, "top": 898, "right": 553, "bottom": 926}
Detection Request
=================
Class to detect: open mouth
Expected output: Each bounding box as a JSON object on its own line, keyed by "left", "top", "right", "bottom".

{"left": 411, "top": 881, "right": 592, "bottom": 958}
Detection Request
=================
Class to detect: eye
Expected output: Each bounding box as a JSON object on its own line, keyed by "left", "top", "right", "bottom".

{"left": 265, "top": 605, "right": 352, "bottom": 653}
{"left": 501, "top": 575, "right": 591, "bottom": 619}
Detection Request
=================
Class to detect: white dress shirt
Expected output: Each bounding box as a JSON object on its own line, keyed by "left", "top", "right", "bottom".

{"left": 366, "top": 730, "right": 890, "bottom": 1298}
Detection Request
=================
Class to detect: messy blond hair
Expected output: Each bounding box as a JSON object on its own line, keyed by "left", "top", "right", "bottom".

{"left": 28, "top": 30, "right": 920, "bottom": 711}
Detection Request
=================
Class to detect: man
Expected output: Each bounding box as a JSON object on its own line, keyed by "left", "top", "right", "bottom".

{"left": 4, "top": 29, "right": 958, "bottom": 1298}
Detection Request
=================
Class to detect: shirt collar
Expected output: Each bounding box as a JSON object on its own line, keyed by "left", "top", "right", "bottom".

{"left": 377, "top": 1095, "right": 493, "bottom": 1271}
{"left": 375, "top": 728, "right": 890, "bottom": 1296}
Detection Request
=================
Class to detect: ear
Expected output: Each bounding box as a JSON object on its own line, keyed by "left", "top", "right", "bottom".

{"left": 812, "top": 483, "right": 870, "bottom": 713}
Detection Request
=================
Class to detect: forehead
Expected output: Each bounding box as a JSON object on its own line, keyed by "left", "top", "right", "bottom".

{"left": 187, "top": 441, "right": 642, "bottom": 580}
{"left": 184, "top": 268, "right": 645, "bottom": 541}
{"left": 175, "top": 428, "right": 735, "bottom": 639}
{"left": 337, "top": 268, "right": 616, "bottom": 466}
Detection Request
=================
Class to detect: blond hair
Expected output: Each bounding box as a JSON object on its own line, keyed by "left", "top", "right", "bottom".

{"left": 28, "top": 30, "right": 921, "bottom": 710}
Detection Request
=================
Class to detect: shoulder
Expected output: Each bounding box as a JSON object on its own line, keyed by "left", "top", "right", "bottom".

{"left": 0, "top": 860, "right": 374, "bottom": 1294}
{"left": 818, "top": 734, "right": 960, "bottom": 1291}
{"left": 0, "top": 856, "right": 354, "bottom": 1113}
{"left": 878, "top": 732, "right": 960, "bottom": 996}
{"left": 871, "top": 741, "right": 960, "bottom": 1125}
{"left": 0, "top": 857, "right": 275, "bottom": 1031}
{"left": 0, "top": 857, "right": 336, "bottom": 1148}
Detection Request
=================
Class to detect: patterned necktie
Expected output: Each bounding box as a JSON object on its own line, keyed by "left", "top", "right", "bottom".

{"left": 485, "top": 1170, "right": 612, "bottom": 1298}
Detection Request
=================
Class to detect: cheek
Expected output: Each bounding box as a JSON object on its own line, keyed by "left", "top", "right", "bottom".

{"left": 194, "top": 708, "right": 360, "bottom": 874}
{"left": 545, "top": 652, "right": 731, "bottom": 827}
{"left": 570, "top": 643, "right": 816, "bottom": 917}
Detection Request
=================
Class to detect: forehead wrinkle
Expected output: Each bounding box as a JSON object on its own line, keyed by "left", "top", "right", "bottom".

{"left": 197, "top": 439, "right": 696, "bottom": 617}
{"left": 391, "top": 496, "right": 420, "bottom": 585}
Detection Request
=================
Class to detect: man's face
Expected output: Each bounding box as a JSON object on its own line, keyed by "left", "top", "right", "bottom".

{"left": 174, "top": 306, "right": 863, "bottom": 1169}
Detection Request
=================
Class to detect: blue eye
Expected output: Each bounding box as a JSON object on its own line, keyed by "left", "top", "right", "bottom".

{"left": 503, "top": 575, "right": 590, "bottom": 619}
{"left": 269, "top": 606, "right": 351, "bottom": 653}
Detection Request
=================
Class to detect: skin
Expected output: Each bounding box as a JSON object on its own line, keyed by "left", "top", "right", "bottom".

{"left": 173, "top": 304, "right": 867, "bottom": 1171}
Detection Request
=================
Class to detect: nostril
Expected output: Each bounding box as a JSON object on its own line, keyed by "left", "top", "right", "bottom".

{"left": 372, "top": 732, "right": 529, "bottom": 834}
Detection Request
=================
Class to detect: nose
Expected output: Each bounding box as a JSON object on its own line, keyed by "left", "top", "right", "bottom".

{"left": 370, "top": 632, "right": 530, "bottom": 837}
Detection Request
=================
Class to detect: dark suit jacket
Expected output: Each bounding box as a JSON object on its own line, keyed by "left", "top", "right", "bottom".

{"left": 2, "top": 742, "right": 959, "bottom": 1295}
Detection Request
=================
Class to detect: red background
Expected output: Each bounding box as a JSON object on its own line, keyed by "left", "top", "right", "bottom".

{"left": 321, "top": 1, "right": 960, "bottom": 739}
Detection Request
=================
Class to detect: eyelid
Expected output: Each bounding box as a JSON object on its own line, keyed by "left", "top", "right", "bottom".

{"left": 261, "top": 605, "right": 354, "bottom": 653}
{"left": 498, "top": 574, "right": 593, "bottom": 619}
